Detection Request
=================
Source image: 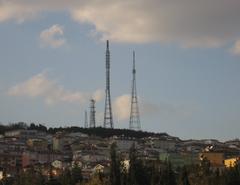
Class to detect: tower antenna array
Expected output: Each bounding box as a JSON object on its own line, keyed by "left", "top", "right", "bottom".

{"left": 104, "top": 40, "right": 114, "bottom": 128}
{"left": 84, "top": 110, "right": 88, "bottom": 128}
{"left": 129, "top": 51, "right": 141, "bottom": 130}
{"left": 90, "top": 99, "right": 96, "bottom": 128}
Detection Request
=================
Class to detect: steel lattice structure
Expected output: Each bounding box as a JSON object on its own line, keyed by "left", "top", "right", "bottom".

{"left": 84, "top": 110, "right": 88, "bottom": 128}
{"left": 104, "top": 40, "right": 114, "bottom": 128}
{"left": 90, "top": 99, "right": 96, "bottom": 128}
{"left": 129, "top": 51, "right": 141, "bottom": 130}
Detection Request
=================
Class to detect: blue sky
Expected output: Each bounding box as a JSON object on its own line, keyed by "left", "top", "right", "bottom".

{"left": 1, "top": 0, "right": 240, "bottom": 141}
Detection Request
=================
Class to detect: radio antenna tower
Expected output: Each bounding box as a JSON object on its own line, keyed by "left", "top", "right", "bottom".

{"left": 129, "top": 51, "right": 141, "bottom": 130}
{"left": 104, "top": 40, "right": 114, "bottom": 128}
{"left": 84, "top": 110, "right": 88, "bottom": 128}
{"left": 90, "top": 99, "right": 96, "bottom": 128}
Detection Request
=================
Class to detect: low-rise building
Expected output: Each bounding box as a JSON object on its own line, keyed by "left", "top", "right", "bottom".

{"left": 224, "top": 157, "right": 240, "bottom": 168}
{"left": 152, "top": 139, "right": 176, "bottom": 151}
{"left": 200, "top": 152, "right": 225, "bottom": 167}
{"left": 4, "top": 129, "right": 46, "bottom": 140}
{"left": 22, "top": 151, "right": 64, "bottom": 167}
{"left": 114, "top": 138, "right": 137, "bottom": 151}
{"left": 160, "top": 152, "right": 199, "bottom": 167}
{"left": 27, "top": 138, "right": 48, "bottom": 151}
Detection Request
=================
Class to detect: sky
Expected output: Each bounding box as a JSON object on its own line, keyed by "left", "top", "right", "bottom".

{"left": 0, "top": 0, "right": 240, "bottom": 141}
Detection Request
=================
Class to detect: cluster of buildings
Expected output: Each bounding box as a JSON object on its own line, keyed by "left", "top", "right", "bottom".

{"left": 0, "top": 129, "right": 239, "bottom": 179}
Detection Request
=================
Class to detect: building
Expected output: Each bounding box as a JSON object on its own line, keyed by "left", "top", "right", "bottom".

{"left": 224, "top": 157, "right": 240, "bottom": 168}
{"left": 152, "top": 139, "right": 176, "bottom": 151}
{"left": 200, "top": 152, "right": 225, "bottom": 167}
{"left": 22, "top": 151, "right": 64, "bottom": 167}
{"left": 160, "top": 152, "right": 199, "bottom": 167}
{"left": 27, "top": 138, "right": 48, "bottom": 151}
{"left": 4, "top": 129, "right": 46, "bottom": 140}
{"left": 0, "top": 151, "right": 22, "bottom": 173}
{"left": 0, "top": 139, "right": 26, "bottom": 174}
{"left": 114, "top": 138, "right": 137, "bottom": 151}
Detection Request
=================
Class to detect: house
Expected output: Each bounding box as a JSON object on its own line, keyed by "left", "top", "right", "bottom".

{"left": 224, "top": 157, "right": 240, "bottom": 168}
{"left": 152, "top": 139, "right": 176, "bottom": 151}
{"left": 27, "top": 138, "right": 48, "bottom": 151}
{"left": 160, "top": 152, "right": 199, "bottom": 167}
{"left": 200, "top": 152, "right": 225, "bottom": 167}
{"left": 22, "top": 151, "right": 64, "bottom": 167}
{"left": 4, "top": 129, "right": 46, "bottom": 140}
{"left": 114, "top": 138, "right": 137, "bottom": 151}
{"left": 93, "top": 164, "right": 104, "bottom": 173}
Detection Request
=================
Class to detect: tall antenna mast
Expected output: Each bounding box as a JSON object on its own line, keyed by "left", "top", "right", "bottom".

{"left": 104, "top": 40, "right": 114, "bottom": 128}
{"left": 129, "top": 51, "right": 141, "bottom": 130}
{"left": 84, "top": 110, "right": 88, "bottom": 128}
{"left": 90, "top": 99, "right": 96, "bottom": 128}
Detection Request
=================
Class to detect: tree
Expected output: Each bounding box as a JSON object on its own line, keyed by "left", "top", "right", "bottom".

{"left": 179, "top": 166, "right": 190, "bottom": 185}
{"left": 71, "top": 163, "right": 83, "bottom": 184}
{"left": 46, "top": 165, "right": 61, "bottom": 185}
{"left": 200, "top": 157, "right": 210, "bottom": 175}
{"left": 225, "top": 163, "right": 240, "bottom": 185}
{"left": 110, "top": 143, "right": 121, "bottom": 185}
{"left": 59, "top": 168, "right": 73, "bottom": 185}
{"left": 160, "top": 160, "right": 177, "bottom": 185}
{"left": 150, "top": 165, "right": 160, "bottom": 185}
{"left": 121, "top": 165, "right": 128, "bottom": 185}
{"left": 128, "top": 143, "right": 151, "bottom": 185}
{"left": 134, "top": 161, "right": 151, "bottom": 185}
{"left": 14, "top": 168, "right": 45, "bottom": 185}
{"left": 128, "top": 143, "right": 138, "bottom": 185}
{"left": 85, "top": 174, "right": 107, "bottom": 185}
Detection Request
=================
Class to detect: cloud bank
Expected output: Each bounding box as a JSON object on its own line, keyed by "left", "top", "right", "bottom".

{"left": 8, "top": 71, "right": 104, "bottom": 105}
{"left": 1, "top": 0, "right": 240, "bottom": 48}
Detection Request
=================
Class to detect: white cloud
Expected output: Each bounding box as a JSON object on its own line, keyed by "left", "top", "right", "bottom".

{"left": 112, "top": 94, "right": 161, "bottom": 122}
{"left": 8, "top": 71, "right": 103, "bottom": 105}
{"left": 92, "top": 89, "right": 104, "bottom": 102}
{"left": 0, "top": 1, "right": 39, "bottom": 23}
{"left": 112, "top": 94, "right": 196, "bottom": 123}
{"left": 113, "top": 94, "right": 131, "bottom": 121}
{"left": 0, "top": 1, "right": 240, "bottom": 48}
{"left": 40, "top": 24, "right": 66, "bottom": 48}
{"left": 230, "top": 40, "right": 240, "bottom": 56}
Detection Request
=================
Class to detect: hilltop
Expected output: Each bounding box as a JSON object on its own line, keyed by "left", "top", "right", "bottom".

{"left": 0, "top": 122, "right": 176, "bottom": 140}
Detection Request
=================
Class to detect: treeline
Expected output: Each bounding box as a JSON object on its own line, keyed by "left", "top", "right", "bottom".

{"left": 48, "top": 127, "right": 169, "bottom": 139}
{"left": 1, "top": 144, "right": 240, "bottom": 185}
{"left": 0, "top": 122, "right": 170, "bottom": 139}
